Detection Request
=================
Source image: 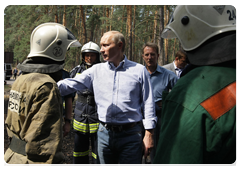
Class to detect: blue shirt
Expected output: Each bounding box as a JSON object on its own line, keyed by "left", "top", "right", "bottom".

{"left": 148, "top": 65, "right": 178, "bottom": 113}
{"left": 57, "top": 56, "right": 157, "bottom": 129}
{"left": 61, "top": 69, "right": 75, "bottom": 115}
{"left": 149, "top": 65, "right": 178, "bottom": 102}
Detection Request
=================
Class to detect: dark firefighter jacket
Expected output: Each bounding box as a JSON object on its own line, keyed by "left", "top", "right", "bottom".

{"left": 70, "top": 62, "right": 99, "bottom": 134}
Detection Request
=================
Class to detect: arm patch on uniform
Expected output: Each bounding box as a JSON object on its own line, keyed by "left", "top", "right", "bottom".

{"left": 200, "top": 81, "right": 236, "bottom": 121}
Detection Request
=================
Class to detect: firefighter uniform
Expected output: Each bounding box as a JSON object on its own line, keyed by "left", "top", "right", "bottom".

{"left": 5, "top": 71, "right": 64, "bottom": 164}
{"left": 70, "top": 63, "right": 99, "bottom": 164}
{"left": 4, "top": 23, "right": 81, "bottom": 164}
{"left": 153, "top": 63, "right": 236, "bottom": 163}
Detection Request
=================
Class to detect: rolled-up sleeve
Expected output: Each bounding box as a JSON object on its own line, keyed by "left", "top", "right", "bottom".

{"left": 141, "top": 67, "right": 157, "bottom": 129}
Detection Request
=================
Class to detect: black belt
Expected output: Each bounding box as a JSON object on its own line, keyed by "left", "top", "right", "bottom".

{"left": 100, "top": 121, "right": 139, "bottom": 132}
{"left": 9, "top": 135, "right": 27, "bottom": 156}
{"left": 78, "top": 94, "right": 95, "bottom": 106}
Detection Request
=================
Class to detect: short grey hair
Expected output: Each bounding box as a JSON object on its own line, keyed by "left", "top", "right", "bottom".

{"left": 104, "top": 31, "right": 125, "bottom": 52}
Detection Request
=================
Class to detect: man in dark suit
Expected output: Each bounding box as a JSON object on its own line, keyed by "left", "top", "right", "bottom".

{"left": 162, "top": 49, "right": 187, "bottom": 78}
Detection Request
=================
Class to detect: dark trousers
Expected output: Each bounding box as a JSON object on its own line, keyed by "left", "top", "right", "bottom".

{"left": 97, "top": 123, "right": 142, "bottom": 164}
{"left": 73, "top": 132, "right": 99, "bottom": 164}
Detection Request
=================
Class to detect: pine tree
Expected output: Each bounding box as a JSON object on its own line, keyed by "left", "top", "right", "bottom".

{"left": 4, "top": 5, "right": 178, "bottom": 69}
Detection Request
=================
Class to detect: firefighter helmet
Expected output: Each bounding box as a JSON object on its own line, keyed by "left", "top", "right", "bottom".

{"left": 28, "top": 22, "right": 81, "bottom": 61}
{"left": 81, "top": 41, "right": 100, "bottom": 55}
{"left": 81, "top": 41, "right": 101, "bottom": 64}
{"left": 161, "top": 5, "right": 236, "bottom": 51}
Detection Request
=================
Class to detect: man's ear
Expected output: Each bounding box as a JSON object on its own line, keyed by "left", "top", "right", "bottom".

{"left": 118, "top": 41, "right": 123, "bottom": 50}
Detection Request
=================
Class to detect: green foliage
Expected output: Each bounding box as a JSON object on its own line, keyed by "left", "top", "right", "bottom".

{"left": 4, "top": 5, "right": 178, "bottom": 69}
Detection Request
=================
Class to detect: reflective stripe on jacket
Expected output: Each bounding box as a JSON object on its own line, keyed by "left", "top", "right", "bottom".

{"left": 70, "top": 63, "right": 99, "bottom": 134}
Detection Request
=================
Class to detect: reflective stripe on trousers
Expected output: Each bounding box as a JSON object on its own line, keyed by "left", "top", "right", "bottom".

{"left": 73, "top": 150, "right": 89, "bottom": 157}
{"left": 73, "top": 150, "right": 97, "bottom": 160}
{"left": 73, "top": 119, "right": 99, "bottom": 133}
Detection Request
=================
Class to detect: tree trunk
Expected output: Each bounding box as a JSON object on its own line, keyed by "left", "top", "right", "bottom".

{"left": 74, "top": 9, "right": 79, "bottom": 66}
{"left": 133, "top": 5, "right": 136, "bottom": 62}
{"left": 146, "top": 9, "right": 149, "bottom": 42}
{"left": 153, "top": 10, "right": 158, "bottom": 43}
{"left": 54, "top": 5, "right": 58, "bottom": 23}
{"left": 78, "top": 9, "right": 82, "bottom": 43}
{"left": 164, "top": 5, "right": 169, "bottom": 64}
{"left": 63, "top": 5, "right": 66, "bottom": 26}
{"left": 166, "top": 8, "right": 170, "bottom": 63}
{"left": 110, "top": 5, "right": 114, "bottom": 31}
{"left": 158, "top": 6, "right": 164, "bottom": 66}
{"left": 120, "top": 5, "right": 125, "bottom": 33}
{"left": 125, "top": 5, "right": 128, "bottom": 57}
{"left": 106, "top": 6, "right": 109, "bottom": 32}
{"left": 74, "top": 9, "right": 78, "bottom": 27}
{"left": 127, "top": 5, "right": 132, "bottom": 60}
{"left": 89, "top": 8, "right": 95, "bottom": 42}
{"left": 95, "top": 7, "right": 100, "bottom": 44}
{"left": 80, "top": 5, "right": 87, "bottom": 44}
{"left": 101, "top": 6, "right": 105, "bottom": 36}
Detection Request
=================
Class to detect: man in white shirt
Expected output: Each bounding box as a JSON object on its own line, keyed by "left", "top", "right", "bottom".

{"left": 58, "top": 31, "right": 157, "bottom": 164}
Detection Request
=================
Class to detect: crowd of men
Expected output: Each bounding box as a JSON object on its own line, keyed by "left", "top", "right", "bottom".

{"left": 4, "top": 5, "right": 236, "bottom": 164}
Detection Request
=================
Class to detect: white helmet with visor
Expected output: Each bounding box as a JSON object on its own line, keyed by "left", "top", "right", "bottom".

{"left": 161, "top": 5, "right": 236, "bottom": 51}
{"left": 28, "top": 22, "right": 81, "bottom": 61}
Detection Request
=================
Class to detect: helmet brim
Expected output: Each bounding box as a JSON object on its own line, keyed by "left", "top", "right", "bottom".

{"left": 82, "top": 49, "right": 99, "bottom": 53}
{"left": 161, "top": 28, "right": 177, "bottom": 39}
{"left": 69, "top": 40, "right": 82, "bottom": 47}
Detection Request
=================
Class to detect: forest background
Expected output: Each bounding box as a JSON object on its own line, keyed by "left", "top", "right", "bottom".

{"left": 4, "top": 5, "right": 181, "bottom": 71}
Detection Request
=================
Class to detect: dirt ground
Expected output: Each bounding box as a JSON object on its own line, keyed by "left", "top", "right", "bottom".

{"left": 4, "top": 84, "right": 76, "bottom": 164}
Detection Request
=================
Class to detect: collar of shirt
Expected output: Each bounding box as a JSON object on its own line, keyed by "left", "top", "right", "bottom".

{"left": 149, "top": 64, "right": 163, "bottom": 76}
{"left": 108, "top": 55, "right": 126, "bottom": 70}
{"left": 173, "top": 62, "right": 182, "bottom": 78}
{"left": 173, "top": 61, "right": 183, "bottom": 72}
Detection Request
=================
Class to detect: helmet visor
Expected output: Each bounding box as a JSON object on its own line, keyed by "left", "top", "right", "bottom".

{"left": 70, "top": 40, "right": 82, "bottom": 47}
{"left": 161, "top": 12, "right": 177, "bottom": 39}
{"left": 161, "top": 28, "right": 177, "bottom": 39}
{"left": 66, "top": 28, "right": 82, "bottom": 47}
